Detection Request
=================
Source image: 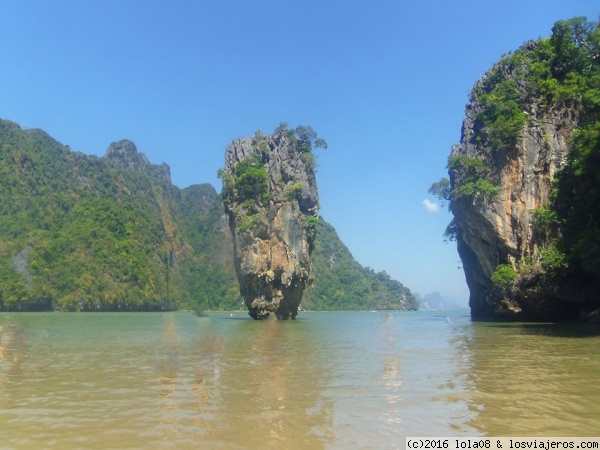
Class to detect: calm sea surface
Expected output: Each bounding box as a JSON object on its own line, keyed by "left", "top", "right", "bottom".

{"left": 1, "top": 310, "right": 599, "bottom": 449}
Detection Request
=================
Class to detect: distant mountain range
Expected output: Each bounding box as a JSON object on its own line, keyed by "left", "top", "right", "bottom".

{"left": 416, "top": 291, "right": 466, "bottom": 311}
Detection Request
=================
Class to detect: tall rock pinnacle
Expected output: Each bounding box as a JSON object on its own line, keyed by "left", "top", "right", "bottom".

{"left": 221, "top": 124, "right": 323, "bottom": 319}
{"left": 439, "top": 18, "right": 600, "bottom": 321}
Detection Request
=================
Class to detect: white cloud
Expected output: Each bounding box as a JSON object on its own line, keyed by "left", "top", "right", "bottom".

{"left": 422, "top": 199, "right": 440, "bottom": 213}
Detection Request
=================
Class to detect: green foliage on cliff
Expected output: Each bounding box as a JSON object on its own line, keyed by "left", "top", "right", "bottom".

{"left": 491, "top": 264, "right": 518, "bottom": 290}
{"left": 447, "top": 155, "right": 499, "bottom": 200}
{"left": 285, "top": 182, "right": 304, "bottom": 201}
{"left": 452, "top": 178, "right": 498, "bottom": 199}
{"left": 553, "top": 121, "right": 600, "bottom": 278}
{"left": 429, "top": 155, "right": 497, "bottom": 204}
{"left": 433, "top": 17, "right": 600, "bottom": 309}
{"left": 544, "top": 18, "right": 600, "bottom": 287}
{"left": 539, "top": 242, "right": 568, "bottom": 272}
{"left": 273, "top": 122, "right": 326, "bottom": 173}
{"left": 427, "top": 178, "right": 451, "bottom": 204}
{"left": 472, "top": 17, "right": 598, "bottom": 152}
{"left": 531, "top": 205, "right": 560, "bottom": 238}
{"left": 0, "top": 118, "right": 415, "bottom": 312}
{"left": 275, "top": 122, "right": 328, "bottom": 153}
{"left": 303, "top": 220, "right": 418, "bottom": 311}
{"left": 219, "top": 151, "right": 271, "bottom": 234}
{"left": 227, "top": 155, "right": 271, "bottom": 208}
{"left": 474, "top": 79, "right": 527, "bottom": 152}
{"left": 439, "top": 17, "right": 598, "bottom": 207}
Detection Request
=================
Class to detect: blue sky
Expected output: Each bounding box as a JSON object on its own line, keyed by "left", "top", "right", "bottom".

{"left": 1, "top": 0, "right": 597, "bottom": 303}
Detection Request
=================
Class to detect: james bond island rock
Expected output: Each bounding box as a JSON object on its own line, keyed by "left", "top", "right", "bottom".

{"left": 220, "top": 124, "right": 324, "bottom": 319}
{"left": 432, "top": 17, "right": 600, "bottom": 321}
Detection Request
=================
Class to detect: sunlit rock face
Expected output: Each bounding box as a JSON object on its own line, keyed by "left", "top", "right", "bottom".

{"left": 451, "top": 105, "right": 579, "bottom": 320}
{"left": 448, "top": 43, "right": 583, "bottom": 321}
{"left": 221, "top": 127, "right": 319, "bottom": 319}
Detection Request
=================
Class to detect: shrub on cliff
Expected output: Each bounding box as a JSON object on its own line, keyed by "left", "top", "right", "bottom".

{"left": 231, "top": 156, "right": 271, "bottom": 208}
{"left": 491, "top": 264, "right": 518, "bottom": 290}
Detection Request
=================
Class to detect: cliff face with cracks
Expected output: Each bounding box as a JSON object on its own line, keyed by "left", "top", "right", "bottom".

{"left": 450, "top": 88, "right": 580, "bottom": 320}
{"left": 445, "top": 19, "right": 600, "bottom": 321}
{"left": 221, "top": 126, "right": 320, "bottom": 319}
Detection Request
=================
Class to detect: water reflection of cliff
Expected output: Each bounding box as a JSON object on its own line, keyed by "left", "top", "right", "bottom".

{"left": 454, "top": 322, "right": 600, "bottom": 435}
{"left": 380, "top": 313, "right": 402, "bottom": 433}
{"left": 155, "top": 313, "right": 333, "bottom": 449}
{"left": 0, "top": 318, "right": 31, "bottom": 388}
{"left": 202, "top": 315, "right": 333, "bottom": 449}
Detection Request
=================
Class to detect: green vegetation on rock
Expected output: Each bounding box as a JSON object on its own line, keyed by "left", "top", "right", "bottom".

{"left": 491, "top": 264, "right": 518, "bottom": 290}
{"left": 553, "top": 121, "right": 600, "bottom": 278}
{"left": 430, "top": 17, "right": 600, "bottom": 318}
{"left": 229, "top": 155, "right": 271, "bottom": 208}
{"left": 474, "top": 78, "right": 527, "bottom": 152}
{"left": 303, "top": 220, "right": 418, "bottom": 311}
{"left": 446, "top": 155, "right": 498, "bottom": 200}
{"left": 285, "top": 182, "right": 305, "bottom": 201}
{"left": 0, "top": 118, "right": 415, "bottom": 312}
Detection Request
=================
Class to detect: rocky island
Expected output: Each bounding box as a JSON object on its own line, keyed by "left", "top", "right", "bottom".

{"left": 432, "top": 17, "right": 599, "bottom": 321}
{"left": 0, "top": 118, "right": 417, "bottom": 313}
{"left": 220, "top": 124, "right": 323, "bottom": 319}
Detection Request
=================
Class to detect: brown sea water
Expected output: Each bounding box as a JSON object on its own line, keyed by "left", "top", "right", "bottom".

{"left": 0, "top": 310, "right": 599, "bottom": 448}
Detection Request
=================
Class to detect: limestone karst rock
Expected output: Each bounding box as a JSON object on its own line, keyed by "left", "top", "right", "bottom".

{"left": 445, "top": 20, "right": 599, "bottom": 320}
{"left": 221, "top": 125, "right": 320, "bottom": 319}
{"left": 450, "top": 85, "right": 579, "bottom": 320}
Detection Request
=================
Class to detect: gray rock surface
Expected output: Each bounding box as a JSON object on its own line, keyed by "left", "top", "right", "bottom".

{"left": 12, "top": 246, "right": 33, "bottom": 289}
{"left": 222, "top": 130, "right": 319, "bottom": 319}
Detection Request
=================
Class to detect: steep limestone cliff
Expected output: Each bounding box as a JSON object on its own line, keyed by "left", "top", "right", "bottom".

{"left": 221, "top": 125, "right": 321, "bottom": 319}
{"left": 451, "top": 87, "right": 579, "bottom": 320}
{"left": 444, "top": 18, "right": 599, "bottom": 321}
